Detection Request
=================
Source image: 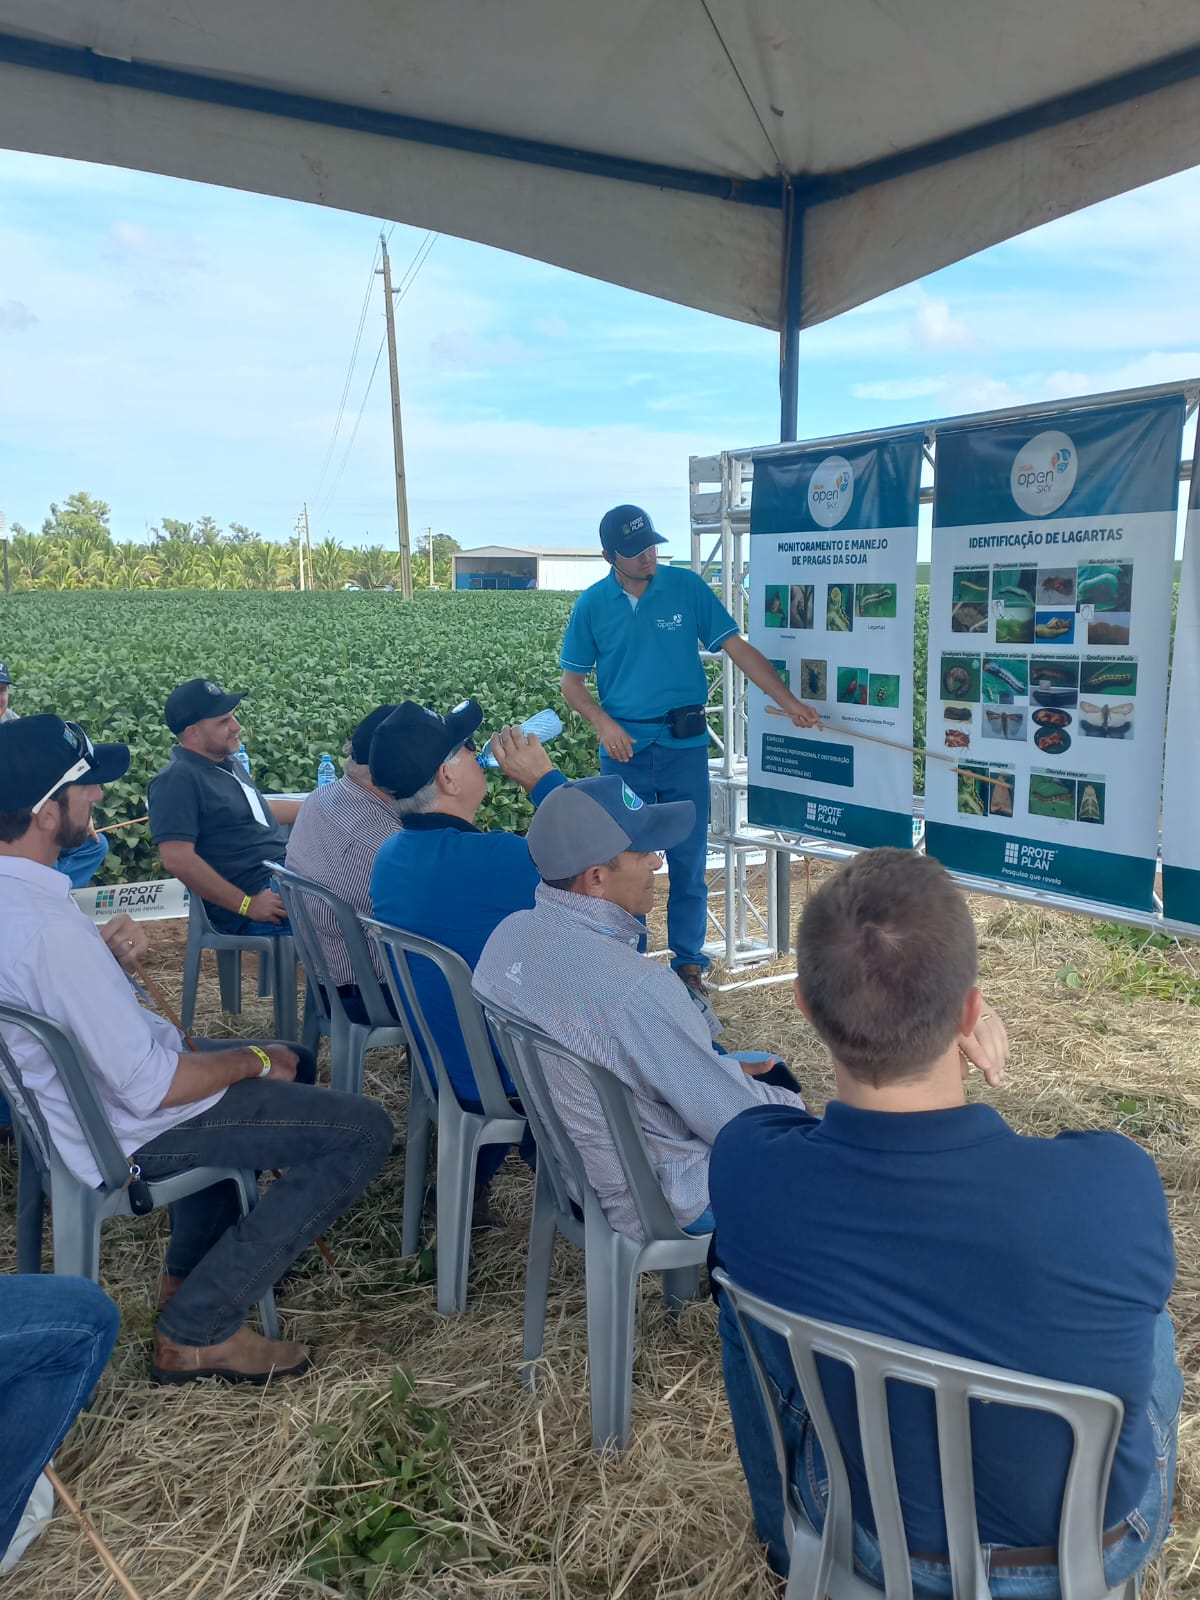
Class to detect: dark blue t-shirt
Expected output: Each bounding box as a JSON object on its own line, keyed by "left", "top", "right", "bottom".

{"left": 710, "top": 1100, "right": 1174, "bottom": 1549}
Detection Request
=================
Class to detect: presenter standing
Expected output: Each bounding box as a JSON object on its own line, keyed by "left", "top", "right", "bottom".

{"left": 560, "top": 504, "right": 820, "bottom": 996}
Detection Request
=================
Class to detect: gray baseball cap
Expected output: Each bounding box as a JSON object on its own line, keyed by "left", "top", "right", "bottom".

{"left": 528, "top": 776, "right": 695, "bottom": 881}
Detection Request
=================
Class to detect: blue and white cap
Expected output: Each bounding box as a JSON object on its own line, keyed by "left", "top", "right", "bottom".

{"left": 0, "top": 661, "right": 11, "bottom": 686}
{"left": 527, "top": 775, "right": 694, "bottom": 881}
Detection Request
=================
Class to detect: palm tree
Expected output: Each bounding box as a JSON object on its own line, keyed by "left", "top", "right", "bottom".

{"left": 9, "top": 532, "right": 53, "bottom": 589}
{"left": 311, "top": 537, "right": 350, "bottom": 589}
{"left": 350, "top": 545, "right": 399, "bottom": 589}
{"left": 238, "top": 541, "right": 284, "bottom": 589}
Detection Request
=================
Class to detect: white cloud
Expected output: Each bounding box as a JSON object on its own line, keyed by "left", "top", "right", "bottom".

{"left": 910, "top": 293, "right": 971, "bottom": 351}
{"left": 0, "top": 301, "right": 37, "bottom": 333}
{"left": 852, "top": 376, "right": 946, "bottom": 402}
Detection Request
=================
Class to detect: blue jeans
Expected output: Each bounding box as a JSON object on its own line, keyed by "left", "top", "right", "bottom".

{"left": 134, "top": 1044, "right": 393, "bottom": 1346}
{"left": 600, "top": 741, "right": 711, "bottom": 970}
{"left": 0, "top": 1276, "right": 119, "bottom": 1552}
{"left": 683, "top": 1207, "right": 715, "bottom": 1235}
{"left": 55, "top": 833, "right": 109, "bottom": 890}
{"left": 719, "top": 1300, "right": 1183, "bottom": 1595}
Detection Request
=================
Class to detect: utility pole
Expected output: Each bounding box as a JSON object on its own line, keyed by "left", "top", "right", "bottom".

{"left": 302, "top": 501, "right": 313, "bottom": 589}
{"left": 378, "top": 234, "right": 414, "bottom": 600}
{"left": 0, "top": 510, "right": 8, "bottom": 595}
{"left": 426, "top": 525, "right": 434, "bottom": 588}
{"left": 294, "top": 511, "right": 307, "bottom": 591}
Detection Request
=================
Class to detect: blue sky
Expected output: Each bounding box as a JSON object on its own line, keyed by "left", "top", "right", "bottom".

{"left": 0, "top": 147, "right": 1198, "bottom": 558}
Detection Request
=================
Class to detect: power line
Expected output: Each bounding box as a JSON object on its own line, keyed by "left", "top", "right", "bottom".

{"left": 315, "top": 331, "right": 387, "bottom": 517}
{"left": 309, "top": 236, "right": 382, "bottom": 507}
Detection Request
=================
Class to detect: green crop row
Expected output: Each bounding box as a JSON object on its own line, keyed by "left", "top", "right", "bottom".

{"left": 0, "top": 588, "right": 933, "bottom": 883}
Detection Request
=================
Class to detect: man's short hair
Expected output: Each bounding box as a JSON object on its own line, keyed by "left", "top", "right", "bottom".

{"left": 796, "top": 849, "right": 978, "bottom": 1085}
{"left": 0, "top": 807, "right": 33, "bottom": 843}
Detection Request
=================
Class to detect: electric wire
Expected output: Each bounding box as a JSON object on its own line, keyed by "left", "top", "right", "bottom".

{"left": 309, "top": 235, "right": 382, "bottom": 507}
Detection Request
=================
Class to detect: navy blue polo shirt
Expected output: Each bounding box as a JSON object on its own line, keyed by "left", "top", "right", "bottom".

{"left": 560, "top": 567, "right": 738, "bottom": 753}
{"left": 710, "top": 1100, "right": 1174, "bottom": 1549}
{"left": 369, "top": 770, "right": 568, "bottom": 1103}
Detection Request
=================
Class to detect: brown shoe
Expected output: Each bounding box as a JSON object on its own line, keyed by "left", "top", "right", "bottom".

{"left": 677, "top": 964, "right": 709, "bottom": 998}
{"left": 150, "top": 1323, "right": 312, "bottom": 1387}
{"left": 471, "top": 1180, "right": 506, "bottom": 1231}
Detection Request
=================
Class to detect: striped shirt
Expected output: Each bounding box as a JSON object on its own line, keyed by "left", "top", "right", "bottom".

{"left": 284, "top": 774, "right": 399, "bottom": 986}
{"left": 472, "top": 884, "right": 801, "bottom": 1240}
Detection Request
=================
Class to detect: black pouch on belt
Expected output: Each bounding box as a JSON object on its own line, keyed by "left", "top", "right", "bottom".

{"left": 666, "top": 705, "right": 707, "bottom": 739}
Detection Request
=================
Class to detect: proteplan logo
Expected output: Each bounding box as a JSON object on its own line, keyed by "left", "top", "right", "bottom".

{"left": 1010, "top": 429, "right": 1077, "bottom": 516}
{"left": 807, "top": 454, "right": 854, "bottom": 529}
{"left": 95, "top": 888, "right": 116, "bottom": 910}
{"left": 1003, "top": 840, "right": 1059, "bottom": 872}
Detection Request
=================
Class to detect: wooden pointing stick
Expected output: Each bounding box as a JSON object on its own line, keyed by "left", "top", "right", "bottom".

{"left": 44, "top": 1465, "right": 146, "bottom": 1600}
{"left": 763, "top": 706, "right": 1013, "bottom": 790}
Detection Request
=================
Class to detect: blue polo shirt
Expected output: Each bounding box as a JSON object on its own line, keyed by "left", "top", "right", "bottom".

{"left": 560, "top": 567, "right": 738, "bottom": 752}
{"left": 369, "top": 770, "right": 567, "bottom": 1103}
{"left": 710, "top": 1100, "right": 1174, "bottom": 1550}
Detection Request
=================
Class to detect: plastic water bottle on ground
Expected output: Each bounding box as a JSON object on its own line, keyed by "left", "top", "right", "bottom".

{"left": 317, "top": 753, "right": 337, "bottom": 787}
{"left": 478, "top": 708, "right": 564, "bottom": 768}
{"left": 233, "top": 742, "right": 252, "bottom": 778}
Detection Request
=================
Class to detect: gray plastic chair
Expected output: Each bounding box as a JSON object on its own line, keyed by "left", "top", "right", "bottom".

{"left": 362, "top": 919, "right": 527, "bottom": 1316}
{"left": 181, "top": 882, "right": 299, "bottom": 1041}
{"left": 483, "top": 1003, "right": 711, "bottom": 1452}
{"left": 0, "top": 1002, "right": 280, "bottom": 1339}
{"left": 712, "top": 1269, "right": 1136, "bottom": 1600}
{"left": 269, "top": 864, "right": 409, "bottom": 1094}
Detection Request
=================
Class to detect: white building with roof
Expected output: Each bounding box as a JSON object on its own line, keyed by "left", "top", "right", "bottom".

{"left": 451, "top": 545, "right": 608, "bottom": 592}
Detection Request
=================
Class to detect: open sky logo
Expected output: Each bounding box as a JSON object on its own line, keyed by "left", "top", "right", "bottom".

{"left": 1010, "top": 429, "right": 1077, "bottom": 515}
{"left": 621, "top": 784, "right": 644, "bottom": 810}
{"left": 807, "top": 454, "right": 854, "bottom": 529}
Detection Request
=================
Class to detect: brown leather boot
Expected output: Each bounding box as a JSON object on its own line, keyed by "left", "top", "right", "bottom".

{"left": 677, "top": 964, "right": 709, "bottom": 998}
{"left": 150, "top": 1324, "right": 312, "bottom": 1387}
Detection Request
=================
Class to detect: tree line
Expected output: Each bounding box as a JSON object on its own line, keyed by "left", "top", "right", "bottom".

{"left": 1, "top": 493, "right": 462, "bottom": 591}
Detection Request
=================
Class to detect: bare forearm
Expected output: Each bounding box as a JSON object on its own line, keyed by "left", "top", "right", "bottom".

{"left": 158, "top": 843, "right": 248, "bottom": 914}
{"left": 560, "top": 671, "right": 605, "bottom": 727}
{"left": 159, "top": 1046, "right": 261, "bottom": 1108}
{"left": 268, "top": 798, "right": 301, "bottom": 824}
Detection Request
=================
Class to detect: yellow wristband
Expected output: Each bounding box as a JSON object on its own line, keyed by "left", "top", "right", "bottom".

{"left": 247, "top": 1046, "right": 272, "bottom": 1078}
{"left": 238, "top": 894, "right": 252, "bottom": 917}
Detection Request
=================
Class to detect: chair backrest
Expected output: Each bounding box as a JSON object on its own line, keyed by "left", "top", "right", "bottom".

{"left": 483, "top": 1003, "right": 691, "bottom": 1245}
{"left": 712, "top": 1270, "right": 1124, "bottom": 1600}
{"left": 270, "top": 863, "right": 394, "bottom": 1028}
{"left": 0, "top": 1003, "right": 136, "bottom": 1193}
{"left": 361, "top": 918, "right": 515, "bottom": 1120}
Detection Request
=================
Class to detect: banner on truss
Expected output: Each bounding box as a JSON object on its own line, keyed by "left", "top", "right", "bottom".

{"left": 924, "top": 393, "right": 1184, "bottom": 912}
{"left": 747, "top": 432, "right": 923, "bottom": 848}
{"left": 1160, "top": 429, "right": 1200, "bottom": 932}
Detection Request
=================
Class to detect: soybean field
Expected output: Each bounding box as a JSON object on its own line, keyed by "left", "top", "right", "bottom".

{"left": 0, "top": 588, "right": 931, "bottom": 882}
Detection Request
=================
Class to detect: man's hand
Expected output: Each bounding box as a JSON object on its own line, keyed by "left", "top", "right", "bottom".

{"left": 597, "top": 714, "right": 634, "bottom": 763}
{"left": 958, "top": 1004, "right": 1009, "bottom": 1088}
{"left": 736, "top": 1054, "right": 780, "bottom": 1078}
{"left": 257, "top": 1044, "right": 298, "bottom": 1083}
{"left": 246, "top": 888, "right": 287, "bottom": 924}
{"left": 100, "top": 914, "right": 151, "bottom": 973}
{"left": 491, "top": 725, "right": 555, "bottom": 792}
{"left": 779, "top": 693, "right": 822, "bottom": 730}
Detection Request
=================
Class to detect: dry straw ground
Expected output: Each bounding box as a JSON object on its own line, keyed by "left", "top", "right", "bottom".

{"left": 3, "top": 865, "right": 1199, "bottom": 1599}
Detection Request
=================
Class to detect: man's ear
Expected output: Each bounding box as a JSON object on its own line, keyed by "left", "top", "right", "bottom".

{"left": 959, "top": 985, "right": 983, "bottom": 1038}
{"left": 793, "top": 975, "right": 814, "bottom": 1021}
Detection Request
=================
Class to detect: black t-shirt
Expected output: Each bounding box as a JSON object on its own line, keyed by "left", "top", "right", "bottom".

{"left": 148, "top": 746, "right": 290, "bottom": 930}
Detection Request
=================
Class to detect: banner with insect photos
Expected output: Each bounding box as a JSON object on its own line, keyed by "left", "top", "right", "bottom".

{"left": 1160, "top": 428, "right": 1200, "bottom": 932}
{"left": 748, "top": 430, "right": 923, "bottom": 848}
{"left": 925, "top": 393, "right": 1184, "bottom": 911}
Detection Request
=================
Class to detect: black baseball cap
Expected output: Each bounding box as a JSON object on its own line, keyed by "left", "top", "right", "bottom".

{"left": 527, "top": 775, "right": 694, "bottom": 881}
{"left": 0, "top": 661, "right": 12, "bottom": 686}
{"left": 165, "top": 678, "right": 247, "bottom": 735}
{"left": 369, "top": 699, "right": 484, "bottom": 799}
{"left": 599, "top": 504, "right": 667, "bottom": 558}
{"left": 350, "top": 704, "right": 398, "bottom": 764}
{"left": 0, "top": 714, "right": 130, "bottom": 811}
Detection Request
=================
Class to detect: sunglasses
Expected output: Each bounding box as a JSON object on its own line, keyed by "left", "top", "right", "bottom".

{"left": 31, "top": 722, "right": 97, "bottom": 815}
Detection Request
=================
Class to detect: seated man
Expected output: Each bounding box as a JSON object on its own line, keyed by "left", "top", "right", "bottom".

{"left": 0, "top": 715, "right": 394, "bottom": 1385}
{"left": 710, "top": 848, "right": 1180, "bottom": 1593}
{"left": 285, "top": 703, "right": 400, "bottom": 1018}
{"left": 148, "top": 678, "right": 301, "bottom": 934}
{"left": 369, "top": 699, "right": 568, "bottom": 1216}
{"left": 471, "top": 777, "right": 804, "bottom": 1240}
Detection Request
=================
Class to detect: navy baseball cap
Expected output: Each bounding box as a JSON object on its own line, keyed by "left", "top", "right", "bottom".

{"left": 599, "top": 504, "right": 667, "bottom": 558}
{"left": 349, "top": 703, "right": 398, "bottom": 764}
{"left": 527, "top": 775, "right": 694, "bottom": 881}
{"left": 0, "top": 661, "right": 11, "bottom": 686}
{"left": 369, "top": 699, "right": 484, "bottom": 799}
{"left": 165, "top": 678, "right": 247, "bottom": 735}
{"left": 0, "top": 714, "right": 130, "bottom": 811}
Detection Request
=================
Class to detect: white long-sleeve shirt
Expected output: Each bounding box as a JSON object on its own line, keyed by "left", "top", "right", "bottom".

{"left": 0, "top": 856, "right": 225, "bottom": 1186}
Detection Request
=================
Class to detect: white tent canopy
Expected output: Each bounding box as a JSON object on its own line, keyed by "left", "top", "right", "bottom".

{"left": 1, "top": 2, "right": 1200, "bottom": 340}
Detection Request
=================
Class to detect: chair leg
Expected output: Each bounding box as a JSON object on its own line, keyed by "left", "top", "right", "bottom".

{"left": 300, "top": 982, "right": 323, "bottom": 1060}
{"left": 271, "top": 940, "right": 298, "bottom": 1042}
{"left": 50, "top": 1183, "right": 103, "bottom": 1281}
{"left": 181, "top": 927, "right": 203, "bottom": 1033}
{"left": 216, "top": 949, "right": 243, "bottom": 1015}
{"left": 661, "top": 1264, "right": 701, "bottom": 1314}
{"left": 434, "top": 1112, "right": 477, "bottom": 1316}
{"left": 522, "top": 1170, "right": 558, "bottom": 1385}
{"left": 15, "top": 1136, "right": 45, "bottom": 1274}
{"left": 232, "top": 1169, "right": 281, "bottom": 1340}
{"left": 584, "top": 1228, "right": 639, "bottom": 1451}
{"left": 401, "top": 1074, "right": 434, "bottom": 1257}
{"left": 328, "top": 1012, "right": 352, "bottom": 1095}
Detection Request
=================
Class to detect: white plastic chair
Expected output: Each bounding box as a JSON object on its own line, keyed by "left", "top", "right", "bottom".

{"left": 180, "top": 883, "right": 298, "bottom": 1041}
{"left": 362, "top": 919, "right": 527, "bottom": 1315}
{"left": 484, "top": 1003, "right": 710, "bottom": 1452}
{"left": 712, "top": 1269, "right": 1137, "bottom": 1600}
{"left": 270, "top": 864, "right": 409, "bottom": 1094}
{"left": 0, "top": 1002, "right": 280, "bottom": 1338}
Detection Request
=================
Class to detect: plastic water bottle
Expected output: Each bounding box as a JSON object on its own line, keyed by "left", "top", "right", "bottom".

{"left": 478, "top": 708, "right": 564, "bottom": 768}
{"left": 233, "top": 742, "right": 252, "bottom": 778}
{"left": 317, "top": 753, "right": 337, "bottom": 787}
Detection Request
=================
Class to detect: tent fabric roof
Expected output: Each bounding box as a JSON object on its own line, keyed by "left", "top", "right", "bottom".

{"left": 1, "top": 3, "right": 1200, "bottom": 329}
{"left": 454, "top": 547, "right": 602, "bottom": 560}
